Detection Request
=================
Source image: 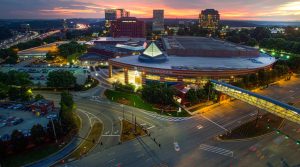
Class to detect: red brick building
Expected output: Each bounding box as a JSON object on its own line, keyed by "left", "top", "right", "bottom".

{"left": 30, "top": 99, "right": 55, "bottom": 115}
{"left": 110, "top": 17, "right": 146, "bottom": 38}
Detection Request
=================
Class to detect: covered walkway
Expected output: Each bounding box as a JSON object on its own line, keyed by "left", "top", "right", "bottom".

{"left": 211, "top": 80, "right": 300, "bottom": 124}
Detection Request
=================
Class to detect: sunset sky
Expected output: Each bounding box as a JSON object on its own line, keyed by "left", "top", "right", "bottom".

{"left": 1, "top": 0, "right": 300, "bottom": 21}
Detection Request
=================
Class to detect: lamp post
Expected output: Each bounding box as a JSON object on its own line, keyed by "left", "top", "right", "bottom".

{"left": 121, "top": 104, "right": 124, "bottom": 119}
{"left": 50, "top": 117, "right": 58, "bottom": 143}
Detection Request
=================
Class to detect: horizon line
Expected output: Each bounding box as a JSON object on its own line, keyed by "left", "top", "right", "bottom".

{"left": 0, "top": 18, "right": 300, "bottom": 22}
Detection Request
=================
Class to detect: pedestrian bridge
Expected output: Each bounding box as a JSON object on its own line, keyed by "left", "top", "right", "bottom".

{"left": 211, "top": 80, "right": 300, "bottom": 124}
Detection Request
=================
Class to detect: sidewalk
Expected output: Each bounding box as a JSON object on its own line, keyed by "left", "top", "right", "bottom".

{"left": 25, "top": 111, "right": 91, "bottom": 167}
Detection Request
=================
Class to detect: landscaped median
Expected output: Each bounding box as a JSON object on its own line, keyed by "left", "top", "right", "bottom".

{"left": 218, "top": 113, "right": 284, "bottom": 141}
{"left": 121, "top": 119, "right": 146, "bottom": 142}
{"left": 60, "top": 120, "right": 102, "bottom": 162}
{"left": 104, "top": 89, "right": 190, "bottom": 117}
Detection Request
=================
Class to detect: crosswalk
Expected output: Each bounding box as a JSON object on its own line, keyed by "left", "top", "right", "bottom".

{"left": 141, "top": 111, "right": 193, "bottom": 122}
{"left": 199, "top": 144, "right": 234, "bottom": 157}
{"left": 88, "top": 97, "right": 193, "bottom": 122}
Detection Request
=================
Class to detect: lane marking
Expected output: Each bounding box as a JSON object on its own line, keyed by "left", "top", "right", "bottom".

{"left": 199, "top": 144, "right": 233, "bottom": 157}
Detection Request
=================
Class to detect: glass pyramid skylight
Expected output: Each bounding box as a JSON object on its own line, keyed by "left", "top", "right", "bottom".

{"left": 143, "top": 42, "right": 163, "bottom": 57}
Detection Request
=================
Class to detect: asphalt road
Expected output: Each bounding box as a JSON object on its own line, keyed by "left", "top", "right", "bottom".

{"left": 37, "top": 75, "right": 300, "bottom": 167}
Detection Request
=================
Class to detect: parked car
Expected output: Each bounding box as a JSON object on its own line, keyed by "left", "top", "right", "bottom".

{"left": 1, "top": 134, "right": 10, "bottom": 141}
{"left": 47, "top": 114, "right": 58, "bottom": 120}
{"left": 0, "top": 122, "right": 6, "bottom": 128}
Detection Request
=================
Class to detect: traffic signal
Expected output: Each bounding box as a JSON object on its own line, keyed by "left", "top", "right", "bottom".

{"left": 297, "top": 141, "right": 300, "bottom": 145}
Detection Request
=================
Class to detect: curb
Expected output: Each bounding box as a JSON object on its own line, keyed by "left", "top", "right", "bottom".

{"left": 216, "top": 119, "right": 286, "bottom": 143}
{"left": 24, "top": 113, "right": 83, "bottom": 167}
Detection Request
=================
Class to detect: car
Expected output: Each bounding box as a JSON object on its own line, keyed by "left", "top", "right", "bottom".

{"left": 197, "top": 125, "right": 203, "bottom": 129}
{"left": 174, "top": 142, "right": 180, "bottom": 152}
{"left": 0, "top": 122, "right": 6, "bottom": 128}
{"left": 7, "top": 116, "right": 16, "bottom": 121}
{"left": 22, "top": 130, "right": 31, "bottom": 137}
{"left": 1, "top": 134, "right": 10, "bottom": 141}
{"left": 47, "top": 114, "right": 58, "bottom": 120}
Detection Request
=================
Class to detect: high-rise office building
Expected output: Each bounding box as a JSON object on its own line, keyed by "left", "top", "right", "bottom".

{"left": 152, "top": 10, "right": 164, "bottom": 32}
{"left": 105, "top": 9, "right": 117, "bottom": 21}
{"left": 105, "top": 9, "right": 130, "bottom": 21}
{"left": 110, "top": 17, "right": 146, "bottom": 38}
{"left": 199, "top": 9, "right": 220, "bottom": 29}
{"left": 105, "top": 8, "right": 130, "bottom": 29}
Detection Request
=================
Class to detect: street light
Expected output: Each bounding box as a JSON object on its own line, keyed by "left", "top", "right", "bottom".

{"left": 177, "top": 107, "right": 182, "bottom": 117}
{"left": 120, "top": 104, "right": 124, "bottom": 119}
{"left": 50, "top": 117, "right": 58, "bottom": 143}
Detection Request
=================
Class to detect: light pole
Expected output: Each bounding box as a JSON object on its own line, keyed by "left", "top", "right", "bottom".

{"left": 50, "top": 117, "right": 58, "bottom": 143}
{"left": 121, "top": 104, "right": 124, "bottom": 119}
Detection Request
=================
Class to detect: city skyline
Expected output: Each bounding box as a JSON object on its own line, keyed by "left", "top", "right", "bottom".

{"left": 0, "top": 0, "right": 300, "bottom": 21}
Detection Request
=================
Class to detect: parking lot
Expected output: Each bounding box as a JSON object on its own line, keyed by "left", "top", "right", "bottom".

{"left": 0, "top": 103, "right": 58, "bottom": 141}
{"left": 1, "top": 60, "right": 89, "bottom": 86}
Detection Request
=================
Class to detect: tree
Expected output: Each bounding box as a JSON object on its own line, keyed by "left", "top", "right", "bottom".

{"left": 8, "top": 86, "right": 20, "bottom": 101}
{"left": 11, "top": 130, "right": 28, "bottom": 152}
{"left": 141, "top": 82, "right": 175, "bottom": 106}
{"left": 31, "top": 124, "right": 45, "bottom": 145}
{"left": 59, "top": 92, "right": 77, "bottom": 131}
{"left": 47, "top": 120, "right": 64, "bottom": 140}
{"left": 58, "top": 41, "right": 87, "bottom": 59}
{"left": 186, "top": 89, "right": 199, "bottom": 105}
{"left": 0, "top": 27, "right": 13, "bottom": 40}
{"left": 246, "top": 38, "right": 257, "bottom": 47}
{"left": 6, "top": 70, "right": 31, "bottom": 86}
{"left": 0, "top": 139, "right": 6, "bottom": 164}
{"left": 35, "top": 94, "right": 44, "bottom": 101}
{"left": 46, "top": 51, "right": 59, "bottom": 61}
{"left": 0, "top": 48, "right": 18, "bottom": 64}
{"left": 47, "top": 70, "right": 76, "bottom": 89}
{"left": 0, "top": 83, "right": 8, "bottom": 99}
{"left": 251, "top": 27, "right": 271, "bottom": 42}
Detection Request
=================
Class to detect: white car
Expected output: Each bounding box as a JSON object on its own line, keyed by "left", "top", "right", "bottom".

{"left": 174, "top": 142, "right": 180, "bottom": 152}
{"left": 197, "top": 125, "right": 203, "bottom": 129}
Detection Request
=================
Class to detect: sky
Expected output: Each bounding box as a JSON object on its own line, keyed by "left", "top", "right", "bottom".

{"left": 0, "top": 0, "right": 300, "bottom": 21}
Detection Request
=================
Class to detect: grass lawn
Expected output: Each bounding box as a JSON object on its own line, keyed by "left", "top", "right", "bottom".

{"left": 104, "top": 90, "right": 190, "bottom": 117}
{"left": 220, "top": 113, "right": 284, "bottom": 140}
{"left": 121, "top": 120, "right": 146, "bottom": 142}
{"left": 2, "top": 144, "right": 61, "bottom": 167}
{"left": 63, "top": 121, "right": 102, "bottom": 161}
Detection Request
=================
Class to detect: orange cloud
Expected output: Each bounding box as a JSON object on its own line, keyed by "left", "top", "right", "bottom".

{"left": 40, "top": 7, "right": 97, "bottom": 15}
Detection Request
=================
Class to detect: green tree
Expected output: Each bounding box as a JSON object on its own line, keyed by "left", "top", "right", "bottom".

{"left": 0, "top": 139, "right": 6, "bottom": 165}
{"left": 46, "top": 51, "right": 59, "bottom": 61}
{"left": 6, "top": 70, "right": 31, "bottom": 86}
{"left": 251, "top": 27, "right": 271, "bottom": 42}
{"left": 47, "top": 70, "right": 76, "bottom": 89}
{"left": 141, "top": 82, "right": 174, "bottom": 106}
{"left": 186, "top": 89, "right": 199, "bottom": 105}
{"left": 47, "top": 120, "right": 64, "bottom": 140}
{"left": 58, "top": 41, "right": 87, "bottom": 59}
{"left": 246, "top": 38, "right": 257, "bottom": 47}
{"left": 31, "top": 124, "right": 45, "bottom": 145}
{"left": 59, "top": 92, "right": 77, "bottom": 131}
{"left": 8, "top": 86, "right": 20, "bottom": 101}
{"left": 0, "top": 83, "right": 8, "bottom": 99}
{"left": 35, "top": 94, "right": 44, "bottom": 101}
{"left": 11, "top": 130, "right": 28, "bottom": 152}
{"left": 0, "top": 48, "right": 18, "bottom": 64}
